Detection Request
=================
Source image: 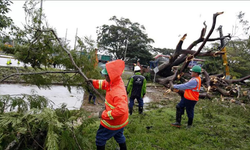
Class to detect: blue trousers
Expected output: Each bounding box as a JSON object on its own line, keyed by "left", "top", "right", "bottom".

{"left": 89, "top": 93, "right": 96, "bottom": 104}
{"left": 178, "top": 96, "right": 197, "bottom": 119}
{"left": 96, "top": 125, "right": 126, "bottom": 146}
{"left": 129, "top": 97, "right": 143, "bottom": 107}
{"left": 149, "top": 61, "right": 158, "bottom": 69}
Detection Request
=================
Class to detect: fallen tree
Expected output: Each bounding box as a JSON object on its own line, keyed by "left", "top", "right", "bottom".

{"left": 141, "top": 12, "right": 250, "bottom": 100}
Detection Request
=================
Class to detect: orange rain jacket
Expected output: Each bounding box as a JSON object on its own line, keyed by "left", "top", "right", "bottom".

{"left": 92, "top": 59, "right": 129, "bottom": 130}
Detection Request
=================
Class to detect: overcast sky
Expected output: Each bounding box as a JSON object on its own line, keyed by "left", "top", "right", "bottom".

{"left": 8, "top": 1, "right": 250, "bottom": 50}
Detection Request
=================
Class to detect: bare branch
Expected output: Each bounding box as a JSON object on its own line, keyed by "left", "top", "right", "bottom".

{"left": 202, "top": 69, "right": 211, "bottom": 93}
{"left": 178, "top": 12, "right": 224, "bottom": 76}
{"left": 0, "top": 71, "right": 79, "bottom": 83}
{"left": 225, "top": 75, "right": 250, "bottom": 84}
{"left": 194, "top": 12, "right": 224, "bottom": 56}
{"left": 207, "top": 34, "right": 231, "bottom": 41}
{"left": 36, "top": 29, "right": 106, "bottom": 101}
{"left": 158, "top": 67, "right": 179, "bottom": 86}
{"left": 180, "top": 50, "right": 225, "bottom": 57}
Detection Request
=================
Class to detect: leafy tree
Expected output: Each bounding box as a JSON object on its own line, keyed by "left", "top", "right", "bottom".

{"left": 226, "top": 39, "right": 250, "bottom": 78}
{"left": 225, "top": 12, "right": 250, "bottom": 78}
{"left": 0, "top": 0, "right": 13, "bottom": 30}
{"left": 97, "top": 16, "right": 154, "bottom": 65}
{"left": 236, "top": 11, "right": 250, "bottom": 36}
{"left": 0, "top": 1, "right": 104, "bottom": 148}
{"left": 153, "top": 48, "right": 175, "bottom": 55}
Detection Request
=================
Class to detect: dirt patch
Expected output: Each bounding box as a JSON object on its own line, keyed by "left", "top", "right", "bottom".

{"left": 145, "top": 86, "right": 180, "bottom": 103}
{"left": 82, "top": 92, "right": 104, "bottom": 113}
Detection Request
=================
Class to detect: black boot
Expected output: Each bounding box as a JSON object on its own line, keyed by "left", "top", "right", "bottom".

{"left": 119, "top": 142, "right": 127, "bottom": 150}
{"left": 187, "top": 118, "right": 193, "bottom": 128}
{"left": 171, "top": 105, "right": 182, "bottom": 128}
{"left": 129, "top": 107, "right": 133, "bottom": 115}
{"left": 97, "top": 145, "right": 105, "bottom": 150}
{"left": 139, "top": 107, "right": 143, "bottom": 114}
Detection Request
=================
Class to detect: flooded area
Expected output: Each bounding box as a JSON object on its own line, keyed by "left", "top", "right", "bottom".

{"left": 0, "top": 84, "right": 84, "bottom": 110}
{"left": 0, "top": 79, "right": 176, "bottom": 113}
{"left": 142, "top": 96, "right": 152, "bottom": 103}
{"left": 0, "top": 56, "right": 29, "bottom": 67}
{"left": 0, "top": 56, "right": 65, "bottom": 69}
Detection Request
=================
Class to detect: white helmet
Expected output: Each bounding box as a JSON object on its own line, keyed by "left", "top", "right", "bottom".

{"left": 134, "top": 66, "right": 141, "bottom": 72}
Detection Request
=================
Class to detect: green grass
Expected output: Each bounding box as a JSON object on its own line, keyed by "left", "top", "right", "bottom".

{"left": 82, "top": 99, "right": 250, "bottom": 150}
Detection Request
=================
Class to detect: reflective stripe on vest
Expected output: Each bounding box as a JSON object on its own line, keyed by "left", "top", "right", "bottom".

{"left": 191, "top": 78, "right": 200, "bottom": 92}
{"left": 107, "top": 110, "right": 114, "bottom": 120}
{"left": 101, "top": 118, "right": 129, "bottom": 128}
{"left": 184, "top": 77, "right": 201, "bottom": 101}
{"left": 105, "top": 99, "right": 115, "bottom": 109}
{"left": 99, "top": 80, "right": 103, "bottom": 89}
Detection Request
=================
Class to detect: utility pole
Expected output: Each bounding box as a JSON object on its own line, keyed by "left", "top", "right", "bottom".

{"left": 64, "top": 28, "right": 68, "bottom": 43}
{"left": 74, "top": 28, "right": 78, "bottom": 50}
{"left": 123, "top": 38, "right": 128, "bottom": 60}
{"left": 39, "top": 0, "right": 43, "bottom": 29}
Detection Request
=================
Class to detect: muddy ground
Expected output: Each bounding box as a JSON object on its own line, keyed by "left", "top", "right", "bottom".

{"left": 82, "top": 86, "right": 180, "bottom": 114}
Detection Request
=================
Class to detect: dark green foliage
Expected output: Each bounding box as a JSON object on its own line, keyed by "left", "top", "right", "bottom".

{"left": 0, "top": 95, "right": 97, "bottom": 150}
{"left": 201, "top": 38, "right": 250, "bottom": 78}
{"left": 153, "top": 47, "right": 175, "bottom": 55}
{"left": 226, "top": 40, "right": 250, "bottom": 78}
{"left": 0, "top": 0, "right": 13, "bottom": 30}
{"left": 0, "top": 94, "right": 51, "bottom": 113}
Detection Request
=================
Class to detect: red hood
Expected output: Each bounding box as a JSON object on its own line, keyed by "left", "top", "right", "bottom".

{"left": 106, "top": 59, "right": 125, "bottom": 83}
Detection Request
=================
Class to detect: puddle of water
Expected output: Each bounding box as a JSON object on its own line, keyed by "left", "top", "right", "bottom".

{"left": 0, "top": 56, "right": 65, "bottom": 70}
{"left": 146, "top": 89, "right": 156, "bottom": 93}
{"left": 143, "top": 96, "right": 152, "bottom": 103}
{"left": 0, "top": 57, "right": 30, "bottom": 67}
{"left": 0, "top": 84, "right": 84, "bottom": 110}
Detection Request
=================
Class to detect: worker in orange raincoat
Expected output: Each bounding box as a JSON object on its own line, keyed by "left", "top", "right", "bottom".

{"left": 88, "top": 59, "right": 128, "bottom": 150}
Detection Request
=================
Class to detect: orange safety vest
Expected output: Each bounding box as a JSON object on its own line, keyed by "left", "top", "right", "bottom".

{"left": 184, "top": 76, "right": 201, "bottom": 101}
{"left": 92, "top": 59, "right": 129, "bottom": 130}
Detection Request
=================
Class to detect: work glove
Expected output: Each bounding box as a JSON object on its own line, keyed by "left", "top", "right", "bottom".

{"left": 99, "top": 107, "right": 105, "bottom": 118}
{"left": 173, "top": 88, "right": 180, "bottom": 93}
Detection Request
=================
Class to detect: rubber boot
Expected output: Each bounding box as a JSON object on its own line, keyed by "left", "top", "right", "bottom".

{"left": 129, "top": 107, "right": 133, "bottom": 115}
{"left": 119, "top": 142, "right": 127, "bottom": 150}
{"left": 187, "top": 118, "right": 193, "bottom": 128}
{"left": 139, "top": 107, "right": 143, "bottom": 114}
{"left": 171, "top": 107, "right": 182, "bottom": 128}
{"left": 97, "top": 145, "right": 105, "bottom": 150}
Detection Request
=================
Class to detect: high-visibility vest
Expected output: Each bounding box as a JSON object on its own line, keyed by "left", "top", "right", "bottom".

{"left": 184, "top": 76, "right": 201, "bottom": 101}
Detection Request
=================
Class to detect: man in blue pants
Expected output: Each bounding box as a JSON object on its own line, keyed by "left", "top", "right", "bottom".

{"left": 87, "top": 86, "right": 96, "bottom": 105}
{"left": 171, "top": 65, "right": 202, "bottom": 128}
